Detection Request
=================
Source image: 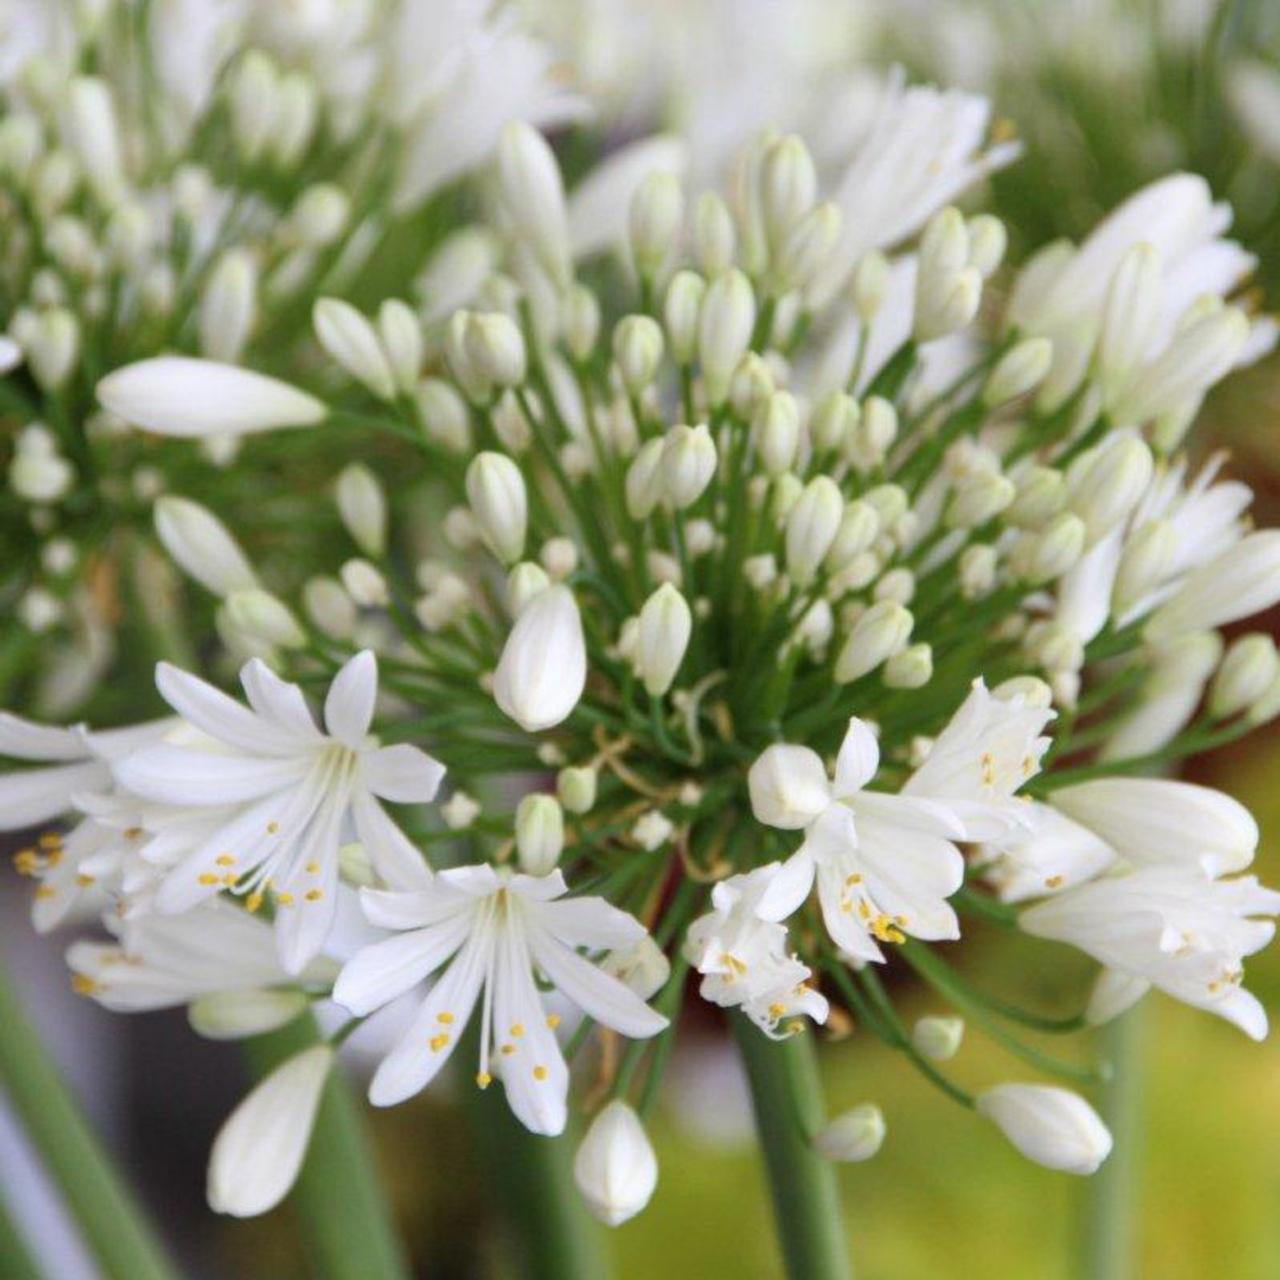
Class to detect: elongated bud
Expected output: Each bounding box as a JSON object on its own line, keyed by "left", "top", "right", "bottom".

{"left": 28, "top": 309, "right": 78, "bottom": 390}
{"left": 636, "top": 584, "right": 692, "bottom": 695}
{"left": 199, "top": 249, "right": 257, "bottom": 363}
{"left": 335, "top": 463, "right": 387, "bottom": 558}
{"left": 912, "top": 1016, "right": 964, "bottom": 1061}
{"left": 846, "top": 395, "right": 896, "bottom": 472}
{"left": 613, "top": 314, "right": 664, "bottom": 393}
{"left": 1007, "top": 466, "right": 1065, "bottom": 530}
{"left": 815, "top": 1104, "right": 885, "bottom": 1162}
{"left": 760, "top": 135, "right": 816, "bottom": 249}
{"left": 774, "top": 201, "right": 840, "bottom": 294}
{"left": 915, "top": 266, "right": 981, "bottom": 342}
{"left": 958, "top": 543, "right": 997, "bottom": 598}
{"left": 629, "top": 171, "right": 683, "bottom": 280}
{"left": 561, "top": 284, "right": 601, "bottom": 362}
{"left": 755, "top": 391, "right": 800, "bottom": 476}
{"left": 810, "top": 389, "right": 857, "bottom": 455}
{"left": 786, "top": 477, "right": 843, "bottom": 586}
{"left": 225, "top": 589, "right": 306, "bottom": 649}
{"left": 496, "top": 121, "right": 570, "bottom": 289}
{"left": 189, "top": 989, "right": 309, "bottom": 1041}
{"left": 228, "top": 50, "right": 277, "bottom": 163}
{"left": 303, "top": 576, "right": 356, "bottom": 639}
{"left": 377, "top": 300, "right": 422, "bottom": 397}
{"left": 661, "top": 423, "right": 717, "bottom": 510}
{"left": 1211, "top": 633, "right": 1280, "bottom": 719}
{"left": 966, "top": 215, "right": 1007, "bottom": 278}
{"left": 825, "top": 500, "right": 881, "bottom": 571}
{"left": 693, "top": 192, "right": 735, "bottom": 276}
{"left": 557, "top": 765, "right": 598, "bottom": 814}
{"left": 602, "top": 937, "right": 670, "bottom": 999}
{"left": 466, "top": 452, "right": 527, "bottom": 565}
{"left": 515, "top": 794, "right": 565, "bottom": 876}
{"left": 9, "top": 430, "right": 73, "bottom": 502}
{"left": 983, "top": 338, "right": 1052, "bottom": 407}
{"left": 698, "top": 269, "right": 755, "bottom": 407}
{"left": 417, "top": 378, "right": 471, "bottom": 453}
{"left": 664, "top": 270, "right": 705, "bottom": 364}
{"left": 883, "top": 642, "right": 933, "bottom": 689}
{"left": 835, "top": 601, "right": 913, "bottom": 683}
{"left": 730, "top": 352, "right": 775, "bottom": 420}
{"left": 1111, "top": 519, "right": 1176, "bottom": 614}
{"left": 494, "top": 584, "right": 586, "bottom": 731}
{"left": 464, "top": 311, "right": 527, "bottom": 388}
{"left": 272, "top": 72, "right": 318, "bottom": 165}
{"left": 626, "top": 437, "right": 667, "bottom": 520}
{"left": 155, "top": 495, "right": 257, "bottom": 597}
{"left": 977, "top": 1084, "right": 1111, "bottom": 1175}
{"left": 574, "top": 1101, "right": 658, "bottom": 1227}
{"left": 947, "top": 471, "right": 1015, "bottom": 530}
{"left": 314, "top": 298, "right": 395, "bottom": 401}
{"left": 340, "top": 557, "right": 388, "bottom": 608}
{"left": 207, "top": 1046, "right": 333, "bottom": 1217}
{"left": 1066, "top": 436, "right": 1153, "bottom": 544}
{"left": 507, "top": 562, "right": 551, "bottom": 616}
{"left": 66, "top": 77, "right": 125, "bottom": 205}
{"left": 852, "top": 252, "right": 890, "bottom": 323}
{"left": 1095, "top": 244, "right": 1161, "bottom": 403}
{"left": 289, "top": 183, "right": 349, "bottom": 247}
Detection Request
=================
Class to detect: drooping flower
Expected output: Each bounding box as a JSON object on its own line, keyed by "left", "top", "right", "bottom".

{"left": 977, "top": 1083, "right": 1112, "bottom": 1175}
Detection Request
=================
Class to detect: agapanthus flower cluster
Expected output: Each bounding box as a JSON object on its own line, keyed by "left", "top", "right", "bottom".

{"left": 7, "top": 107, "right": 1280, "bottom": 1231}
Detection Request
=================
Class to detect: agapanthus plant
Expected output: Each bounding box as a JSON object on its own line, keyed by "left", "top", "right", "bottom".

{"left": 5, "top": 105, "right": 1280, "bottom": 1279}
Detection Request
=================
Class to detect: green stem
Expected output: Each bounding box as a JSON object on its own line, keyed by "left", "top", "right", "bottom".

{"left": 1081, "top": 1007, "right": 1144, "bottom": 1280}
{"left": 732, "top": 1018, "right": 853, "bottom": 1280}
{"left": 244, "top": 1017, "right": 410, "bottom": 1280}
{"left": 0, "top": 1189, "right": 41, "bottom": 1280}
{"left": 468, "top": 1081, "right": 608, "bottom": 1280}
{"left": 0, "top": 956, "right": 179, "bottom": 1280}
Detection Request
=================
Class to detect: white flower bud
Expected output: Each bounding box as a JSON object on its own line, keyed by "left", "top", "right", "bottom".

{"left": 1013, "top": 512, "right": 1086, "bottom": 584}
{"left": 442, "top": 791, "right": 482, "bottom": 830}
{"left": 774, "top": 202, "right": 841, "bottom": 294}
{"left": 65, "top": 77, "right": 126, "bottom": 206}
{"left": 631, "top": 809, "right": 675, "bottom": 851}
{"left": 272, "top": 72, "right": 318, "bottom": 166}
{"left": 496, "top": 121, "right": 570, "bottom": 289}
{"left": 561, "top": 284, "right": 601, "bottom": 362}
{"left": 852, "top": 252, "right": 891, "bottom": 323}
{"left": 977, "top": 1084, "right": 1111, "bottom": 1175}
{"left": 377, "top": 300, "right": 422, "bottom": 397}
{"left": 810, "top": 390, "right": 857, "bottom": 455}
{"left": 947, "top": 471, "right": 1016, "bottom": 530}
{"left": 825, "top": 500, "right": 881, "bottom": 572}
{"left": 464, "top": 311, "right": 527, "bottom": 388}
{"left": 1247, "top": 672, "right": 1280, "bottom": 727}
{"left": 314, "top": 298, "right": 395, "bottom": 401}
{"left": 815, "top": 1104, "right": 885, "bottom": 1163}
{"left": 959, "top": 543, "right": 999, "bottom": 599}
{"left": 199, "top": 250, "right": 257, "bottom": 364}
{"left": 1095, "top": 244, "right": 1162, "bottom": 404}
{"left": 466, "top": 452, "right": 527, "bottom": 565}
{"left": 768, "top": 473, "right": 803, "bottom": 527}
{"left": 228, "top": 50, "right": 278, "bottom": 164}
{"left": 31, "top": 150, "right": 79, "bottom": 216}
{"left": 335, "top": 463, "right": 387, "bottom": 558}
{"left": 966, "top": 215, "right": 1007, "bottom": 278}
{"left": 155, "top": 496, "right": 257, "bottom": 597}
{"left": 515, "top": 794, "right": 565, "bottom": 876}
{"left": 1111, "top": 519, "right": 1176, "bottom": 614}
{"left": 601, "top": 937, "right": 670, "bottom": 1000}
{"left": 874, "top": 567, "right": 915, "bottom": 606}
{"left": 340, "top": 558, "right": 388, "bottom": 608}
{"left": 494, "top": 584, "right": 586, "bottom": 732}
{"left": 289, "top": 184, "right": 349, "bottom": 248}
{"left": 915, "top": 266, "right": 982, "bottom": 342}
{"left": 625, "top": 438, "right": 667, "bottom": 520}
{"left": 796, "top": 598, "right": 834, "bottom": 653}
{"left": 730, "top": 352, "right": 775, "bottom": 421}
{"left": 225, "top": 589, "right": 306, "bottom": 649}
{"left": 0, "top": 115, "right": 41, "bottom": 179}
{"left": 693, "top": 192, "right": 735, "bottom": 276}
{"left": 1065, "top": 436, "right": 1153, "bottom": 544}
{"left": 698, "top": 269, "right": 755, "bottom": 407}
{"left": 613, "top": 314, "right": 664, "bottom": 393}
{"left": 785, "top": 477, "right": 842, "bottom": 586}
{"left": 27, "top": 309, "right": 78, "bottom": 391}
{"left": 1007, "top": 466, "right": 1065, "bottom": 530}
{"left": 557, "top": 765, "right": 598, "bottom": 814}
{"left": 760, "top": 135, "right": 817, "bottom": 249}
{"left": 629, "top": 171, "right": 683, "bottom": 280}
{"left": 661, "top": 424, "right": 717, "bottom": 510}
{"left": 9, "top": 437, "right": 73, "bottom": 503}
{"left": 835, "top": 601, "right": 913, "bottom": 683}
{"left": 540, "top": 537, "right": 579, "bottom": 580}
{"left": 983, "top": 338, "right": 1053, "bottom": 407}
{"left": 1211, "top": 633, "right": 1280, "bottom": 719}
{"left": 883, "top": 642, "right": 933, "bottom": 689}
{"left": 663, "top": 271, "right": 705, "bottom": 364}
{"left": 846, "top": 396, "right": 897, "bottom": 472}
{"left": 416, "top": 378, "right": 471, "bottom": 453}
{"left": 207, "top": 1046, "right": 333, "bottom": 1217}
{"left": 637, "top": 584, "right": 692, "bottom": 696}
{"left": 303, "top": 576, "right": 356, "bottom": 640}
{"left": 755, "top": 391, "right": 800, "bottom": 476}
{"left": 574, "top": 1102, "right": 658, "bottom": 1227}
{"left": 189, "top": 990, "right": 309, "bottom": 1041}
{"left": 993, "top": 675, "right": 1055, "bottom": 709}
{"left": 912, "top": 1016, "right": 964, "bottom": 1061}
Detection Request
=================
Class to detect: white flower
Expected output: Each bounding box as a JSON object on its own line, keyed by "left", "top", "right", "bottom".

{"left": 493, "top": 584, "right": 587, "bottom": 732}
{"left": 114, "top": 652, "right": 445, "bottom": 973}
{"left": 977, "top": 1084, "right": 1111, "bottom": 1175}
{"left": 815, "top": 1104, "right": 886, "bottom": 1162}
{"left": 1020, "top": 864, "right": 1280, "bottom": 1039}
{"left": 977, "top": 803, "right": 1116, "bottom": 904}
{"left": 154, "top": 495, "right": 259, "bottom": 598}
{"left": 207, "top": 1045, "right": 334, "bottom": 1217}
{"left": 684, "top": 864, "right": 829, "bottom": 1038}
{"left": 97, "top": 356, "right": 327, "bottom": 437}
{"left": 333, "top": 865, "right": 667, "bottom": 1133}
{"left": 573, "top": 1100, "right": 659, "bottom": 1226}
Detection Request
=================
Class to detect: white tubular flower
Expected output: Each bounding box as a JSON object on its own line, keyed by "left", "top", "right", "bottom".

{"left": 313, "top": 298, "right": 396, "bottom": 402}
{"left": 466, "top": 452, "right": 528, "bottom": 566}
{"left": 834, "top": 601, "right": 913, "bottom": 683}
{"left": 747, "top": 719, "right": 968, "bottom": 963}
{"left": 574, "top": 1101, "right": 659, "bottom": 1226}
{"left": 1065, "top": 435, "right": 1153, "bottom": 545}
{"left": 207, "top": 1045, "right": 334, "bottom": 1217}
{"left": 189, "top": 990, "right": 310, "bottom": 1041}
{"left": 114, "top": 652, "right": 445, "bottom": 973}
{"left": 496, "top": 120, "right": 571, "bottom": 289}
{"left": 977, "top": 804, "right": 1116, "bottom": 905}
{"left": 1020, "top": 866, "right": 1280, "bottom": 1039}
{"left": 493, "top": 584, "right": 586, "bottom": 732}
{"left": 636, "top": 584, "right": 692, "bottom": 697}
{"left": 661, "top": 423, "right": 717, "bottom": 510}
{"left": 199, "top": 249, "right": 257, "bottom": 364}
{"left": 684, "top": 864, "right": 829, "bottom": 1038}
{"left": 225, "top": 589, "right": 307, "bottom": 651}
{"left": 786, "top": 478, "right": 843, "bottom": 586}
{"left": 1211, "top": 634, "right": 1280, "bottom": 720}
{"left": 378, "top": 299, "right": 423, "bottom": 397}
{"left": 153, "top": 495, "right": 258, "bottom": 598}
{"left": 977, "top": 1084, "right": 1111, "bottom": 1175}
{"left": 1048, "top": 778, "right": 1257, "bottom": 875}
{"left": 333, "top": 865, "right": 667, "bottom": 1131}
{"left": 912, "top": 1016, "right": 965, "bottom": 1062}
{"left": 629, "top": 171, "right": 684, "bottom": 281}
{"left": 66, "top": 77, "right": 126, "bottom": 206}
{"left": 515, "top": 794, "right": 564, "bottom": 877}
{"left": 698, "top": 269, "right": 755, "bottom": 407}
{"left": 815, "top": 1105, "right": 886, "bottom": 1162}
{"left": 335, "top": 464, "right": 387, "bottom": 559}
{"left": 98, "top": 357, "right": 326, "bottom": 437}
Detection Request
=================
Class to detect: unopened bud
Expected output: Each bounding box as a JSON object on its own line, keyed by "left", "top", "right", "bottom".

{"left": 983, "top": 338, "right": 1052, "bottom": 407}
{"left": 335, "top": 464, "right": 387, "bottom": 558}
{"left": 225, "top": 589, "right": 306, "bottom": 649}
{"left": 626, "top": 438, "right": 666, "bottom": 520}
{"left": 698, "top": 269, "right": 755, "bottom": 406}
{"left": 785, "top": 477, "right": 843, "bottom": 586}
{"left": 835, "top": 600, "right": 913, "bottom": 683}
{"left": 303, "top": 576, "right": 356, "bottom": 639}
{"left": 825, "top": 500, "right": 881, "bottom": 572}
{"left": 154, "top": 495, "right": 256, "bottom": 597}
{"left": 557, "top": 765, "right": 598, "bottom": 814}
{"left": 852, "top": 252, "right": 891, "bottom": 323}
{"left": 636, "top": 584, "right": 692, "bottom": 696}
{"left": 1112, "top": 519, "right": 1176, "bottom": 614}
{"left": 1211, "top": 633, "right": 1280, "bottom": 719}
{"left": 495, "top": 121, "right": 570, "bottom": 289}
{"left": 340, "top": 558, "right": 389, "bottom": 608}
{"left": 913, "top": 1015, "right": 965, "bottom": 1061}
{"left": 1066, "top": 436, "right": 1153, "bottom": 544}
{"left": 959, "top": 544, "right": 998, "bottom": 598}
{"left": 1006, "top": 466, "right": 1065, "bottom": 530}
{"left": 417, "top": 378, "right": 471, "bottom": 453}
{"left": 613, "top": 314, "right": 664, "bottom": 393}
{"left": 200, "top": 250, "right": 257, "bottom": 364}
{"left": 629, "top": 171, "right": 683, "bottom": 280}
{"left": 815, "top": 1104, "right": 886, "bottom": 1163}
{"left": 189, "top": 989, "right": 309, "bottom": 1041}
{"left": 378, "top": 300, "right": 422, "bottom": 397}
{"left": 314, "top": 298, "right": 395, "bottom": 401}
{"left": 663, "top": 271, "right": 704, "bottom": 364}
{"left": 755, "top": 391, "right": 800, "bottom": 476}
{"left": 693, "top": 192, "right": 735, "bottom": 276}
{"left": 809, "top": 389, "right": 857, "bottom": 455}
{"left": 464, "top": 311, "right": 527, "bottom": 388}
{"left": 515, "top": 794, "right": 565, "bottom": 876}
{"left": 966, "top": 215, "right": 1007, "bottom": 278}
{"left": 947, "top": 471, "right": 1016, "bottom": 529}
{"left": 466, "top": 452, "right": 527, "bottom": 565}
{"left": 574, "top": 1102, "right": 658, "bottom": 1227}
{"left": 883, "top": 642, "right": 933, "bottom": 689}
{"left": 661, "top": 424, "right": 716, "bottom": 510}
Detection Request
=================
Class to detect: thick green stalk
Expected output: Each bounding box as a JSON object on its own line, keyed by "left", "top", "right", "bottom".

{"left": 732, "top": 1018, "right": 853, "bottom": 1280}
{"left": 245, "top": 1017, "right": 410, "bottom": 1280}
{"left": 0, "top": 1189, "right": 41, "bottom": 1280}
{"left": 0, "top": 956, "right": 178, "bottom": 1280}
{"left": 1081, "top": 1007, "right": 1145, "bottom": 1280}
{"left": 468, "top": 1081, "right": 608, "bottom": 1280}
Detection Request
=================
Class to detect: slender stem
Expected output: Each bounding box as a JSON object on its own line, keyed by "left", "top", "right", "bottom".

{"left": 0, "top": 956, "right": 179, "bottom": 1280}
{"left": 1081, "top": 1007, "right": 1145, "bottom": 1280}
{"left": 467, "top": 1080, "right": 608, "bottom": 1280}
{"left": 732, "top": 1018, "right": 853, "bottom": 1280}
{"left": 0, "top": 1188, "right": 41, "bottom": 1280}
{"left": 244, "top": 1017, "right": 410, "bottom": 1280}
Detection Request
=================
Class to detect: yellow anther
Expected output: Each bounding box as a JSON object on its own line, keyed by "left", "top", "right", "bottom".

{"left": 197, "top": 872, "right": 220, "bottom": 886}
{"left": 533, "top": 1066, "right": 548, "bottom": 1081}
{"left": 70, "top": 973, "right": 101, "bottom": 996}
{"left": 304, "top": 888, "right": 323, "bottom": 902}
{"left": 845, "top": 873, "right": 863, "bottom": 886}
{"left": 246, "top": 892, "right": 264, "bottom": 913}
{"left": 34, "top": 886, "right": 56, "bottom": 900}
{"left": 768, "top": 1002, "right": 786, "bottom": 1017}
{"left": 277, "top": 892, "right": 295, "bottom": 907}
{"left": 123, "top": 826, "right": 143, "bottom": 839}
{"left": 857, "top": 900, "right": 871, "bottom": 920}
{"left": 786, "top": 1020, "right": 805, "bottom": 1036}
{"left": 305, "top": 860, "right": 320, "bottom": 875}
{"left": 725, "top": 953, "right": 748, "bottom": 975}
{"left": 39, "top": 833, "right": 63, "bottom": 850}
{"left": 267, "top": 821, "right": 280, "bottom": 834}
{"left": 215, "top": 854, "right": 236, "bottom": 867}
{"left": 501, "top": 1043, "right": 516, "bottom": 1056}
{"left": 13, "top": 850, "right": 39, "bottom": 875}
{"left": 546, "top": 1014, "right": 561, "bottom": 1029}
{"left": 476, "top": 1072, "right": 492, "bottom": 1088}
{"left": 45, "top": 848, "right": 63, "bottom": 866}
{"left": 75, "top": 873, "right": 96, "bottom": 887}
{"left": 1045, "top": 875, "right": 1064, "bottom": 889}
{"left": 510, "top": 1023, "right": 525, "bottom": 1037}
{"left": 429, "top": 1034, "right": 450, "bottom": 1052}
{"left": 438, "top": 1012, "right": 455, "bottom": 1025}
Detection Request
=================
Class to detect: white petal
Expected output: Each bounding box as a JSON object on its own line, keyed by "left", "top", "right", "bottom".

{"left": 350, "top": 788, "right": 433, "bottom": 890}
{"left": 334, "top": 917, "right": 472, "bottom": 1016}
{"left": 324, "top": 650, "right": 377, "bottom": 747}
{"left": 747, "top": 743, "right": 831, "bottom": 829}
{"left": 534, "top": 897, "right": 647, "bottom": 951}
{"left": 0, "top": 712, "right": 87, "bottom": 760}
{"left": 1085, "top": 969, "right": 1151, "bottom": 1025}
{"left": 358, "top": 886, "right": 471, "bottom": 932}
{"left": 157, "top": 662, "right": 299, "bottom": 755}
{"left": 116, "top": 746, "right": 306, "bottom": 807}
{"left": 753, "top": 851, "right": 817, "bottom": 922}
{"left": 240, "top": 661, "right": 322, "bottom": 741}
{"left": 833, "top": 718, "right": 880, "bottom": 795}
{"left": 362, "top": 743, "right": 445, "bottom": 804}
{"left": 0, "top": 760, "right": 108, "bottom": 830}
